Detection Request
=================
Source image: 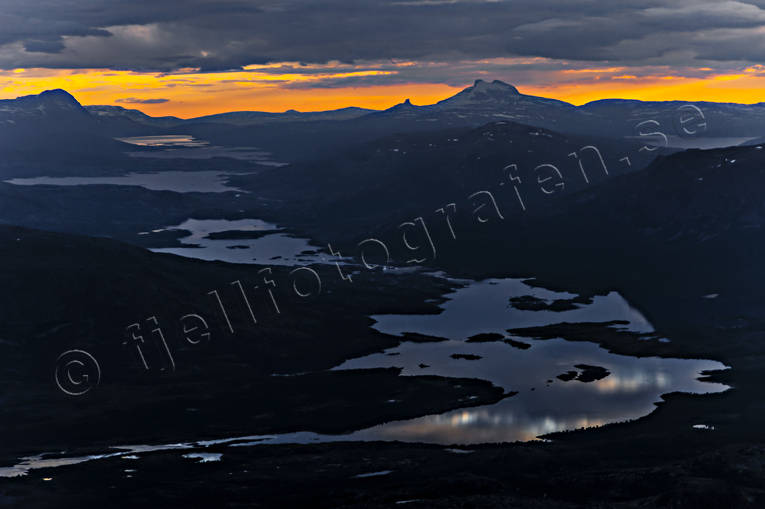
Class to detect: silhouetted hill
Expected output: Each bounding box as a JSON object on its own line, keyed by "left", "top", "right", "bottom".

{"left": 153, "top": 81, "right": 765, "bottom": 161}
{"left": 6, "top": 84, "right": 765, "bottom": 170}
{"left": 0, "top": 89, "right": 152, "bottom": 169}
{"left": 363, "top": 79, "right": 765, "bottom": 140}
{"left": 232, "top": 120, "right": 661, "bottom": 240}
{"left": 190, "top": 106, "right": 374, "bottom": 125}
{"left": 493, "top": 143, "right": 765, "bottom": 251}
{"left": 421, "top": 143, "right": 765, "bottom": 337}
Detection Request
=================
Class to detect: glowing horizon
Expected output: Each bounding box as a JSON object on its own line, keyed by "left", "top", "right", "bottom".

{"left": 4, "top": 65, "right": 765, "bottom": 118}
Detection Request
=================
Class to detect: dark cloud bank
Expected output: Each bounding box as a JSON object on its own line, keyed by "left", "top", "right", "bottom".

{"left": 3, "top": 0, "right": 765, "bottom": 79}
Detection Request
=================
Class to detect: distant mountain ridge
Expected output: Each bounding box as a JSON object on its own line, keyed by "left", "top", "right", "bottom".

{"left": 77, "top": 79, "right": 765, "bottom": 140}
{"left": 6, "top": 81, "right": 765, "bottom": 139}
{"left": 190, "top": 106, "right": 376, "bottom": 126}
{"left": 3, "top": 82, "right": 765, "bottom": 169}
{"left": 370, "top": 80, "right": 765, "bottom": 140}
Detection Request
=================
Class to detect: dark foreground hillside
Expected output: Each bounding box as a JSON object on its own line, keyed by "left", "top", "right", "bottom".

{"left": 2, "top": 159, "right": 765, "bottom": 506}
{"left": 1, "top": 115, "right": 765, "bottom": 507}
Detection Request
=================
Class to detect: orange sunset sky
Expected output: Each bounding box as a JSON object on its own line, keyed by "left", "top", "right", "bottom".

{"left": 4, "top": 0, "right": 765, "bottom": 117}
{"left": 4, "top": 62, "right": 765, "bottom": 118}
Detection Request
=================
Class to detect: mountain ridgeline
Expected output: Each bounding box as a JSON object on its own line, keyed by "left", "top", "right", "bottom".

{"left": 2, "top": 80, "right": 765, "bottom": 170}
{"left": 229, "top": 120, "right": 661, "bottom": 243}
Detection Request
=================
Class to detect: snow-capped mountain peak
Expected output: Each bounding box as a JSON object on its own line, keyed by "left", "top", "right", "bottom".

{"left": 437, "top": 79, "right": 521, "bottom": 107}
{"left": 471, "top": 79, "right": 520, "bottom": 95}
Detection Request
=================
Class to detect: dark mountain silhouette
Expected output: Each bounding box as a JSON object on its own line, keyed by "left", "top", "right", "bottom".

{"left": 579, "top": 98, "right": 765, "bottom": 139}
{"left": 427, "top": 79, "right": 583, "bottom": 129}
{"left": 0, "top": 89, "right": 150, "bottom": 171}
{"left": 73, "top": 79, "right": 765, "bottom": 141}
{"left": 189, "top": 106, "right": 374, "bottom": 125}
{"left": 0, "top": 89, "right": 85, "bottom": 119}
{"left": 84, "top": 105, "right": 374, "bottom": 127}
{"left": 4, "top": 83, "right": 765, "bottom": 172}
{"left": 231, "top": 120, "right": 661, "bottom": 242}
{"left": 0, "top": 89, "right": 150, "bottom": 135}
{"left": 543, "top": 144, "right": 765, "bottom": 244}
{"left": 148, "top": 80, "right": 765, "bottom": 161}
{"left": 367, "top": 79, "right": 765, "bottom": 140}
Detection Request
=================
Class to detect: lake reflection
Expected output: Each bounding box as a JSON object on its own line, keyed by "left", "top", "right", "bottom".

{"left": 335, "top": 338, "right": 726, "bottom": 443}
{"left": 0, "top": 278, "right": 730, "bottom": 477}
{"left": 330, "top": 278, "right": 729, "bottom": 443}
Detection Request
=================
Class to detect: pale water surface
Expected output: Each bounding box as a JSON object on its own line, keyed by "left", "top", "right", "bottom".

{"left": 5, "top": 170, "right": 245, "bottom": 193}
{"left": 0, "top": 278, "right": 729, "bottom": 477}
{"left": 150, "top": 218, "right": 328, "bottom": 265}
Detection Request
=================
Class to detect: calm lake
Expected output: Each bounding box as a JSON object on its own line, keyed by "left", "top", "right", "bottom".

{"left": 0, "top": 212, "right": 730, "bottom": 476}
{"left": 0, "top": 275, "right": 729, "bottom": 477}
{"left": 331, "top": 278, "right": 727, "bottom": 443}
{"left": 5, "top": 170, "right": 245, "bottom": 193}
{"left": 151, "top": 219, "right": 728, "bottom": 443}
{"left": 117, "top": 134, "right": 286, "bottom": 165}
{"left": 150, "top": 218, "right": 328, "bottom": 265}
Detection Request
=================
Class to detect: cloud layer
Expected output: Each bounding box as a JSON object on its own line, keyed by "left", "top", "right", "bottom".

{"left": 115, "top": 97, "right": 170, "bottom": 104}
{"left": 3, "top": 0, "right": 765, "bottom": 77}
